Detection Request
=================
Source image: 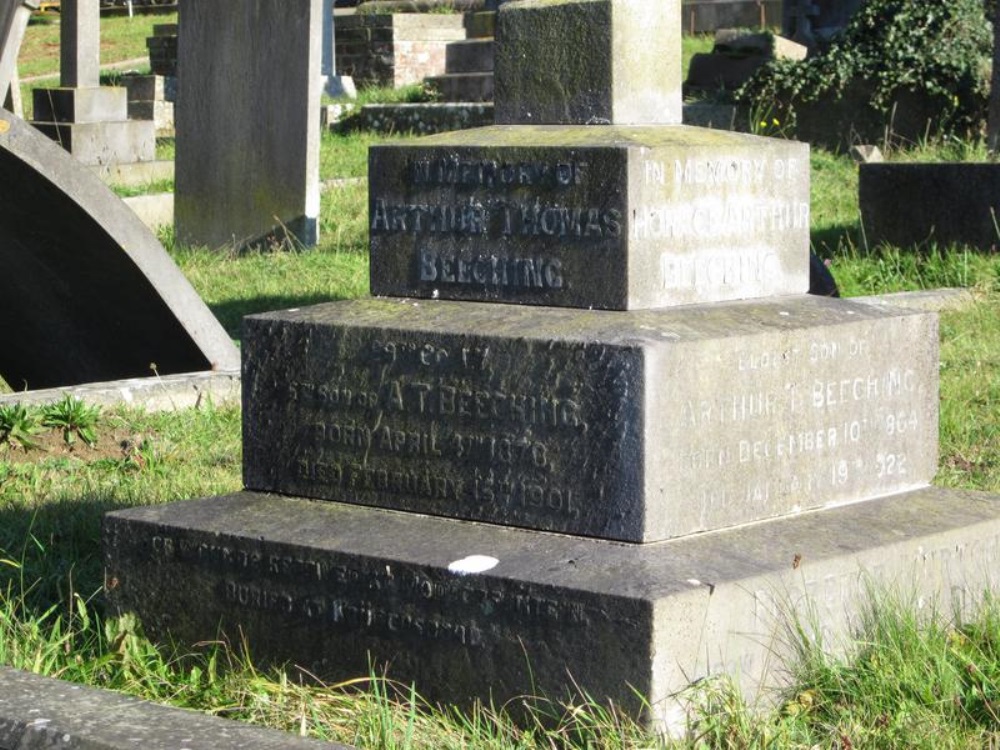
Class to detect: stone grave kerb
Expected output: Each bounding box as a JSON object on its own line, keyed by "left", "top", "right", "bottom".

{"left": 493, "top": 0, "right": 682, "bottom": 126}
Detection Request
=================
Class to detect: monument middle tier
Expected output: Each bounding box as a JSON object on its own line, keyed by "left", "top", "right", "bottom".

{"left": 243, "top": 296, "right": 938, "bottom": 543}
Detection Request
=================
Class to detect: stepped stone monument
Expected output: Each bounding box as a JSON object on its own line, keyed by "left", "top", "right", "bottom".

{"left": 30, "top": 0, "right": 155, "bottom": 166}
{"left": 105, "top": 0, "right": 1000, "bottom": 730}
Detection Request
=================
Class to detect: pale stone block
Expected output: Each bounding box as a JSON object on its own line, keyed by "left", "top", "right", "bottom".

{"left": 494, "top": 0, "right": 682, "bottom": 125}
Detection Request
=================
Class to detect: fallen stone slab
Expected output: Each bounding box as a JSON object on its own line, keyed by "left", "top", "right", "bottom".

{"left": 0, "top": 109, "right": 238, "bottom": 391}
{"left": 0, "top": 666, "right": 353, "bottom": 750}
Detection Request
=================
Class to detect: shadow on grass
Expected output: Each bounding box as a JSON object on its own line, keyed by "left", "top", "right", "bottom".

{"left": 0, "top": 491, "right": 136, "bottom": 618}
{"left": 209, "top": 293, "right": 357, "bottom": 341}
{"left": 812, "top": 223, "right": 863, "bottom": 258}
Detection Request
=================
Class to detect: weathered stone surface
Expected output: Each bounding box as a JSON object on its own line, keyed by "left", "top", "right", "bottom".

{"left": 0, "top": 108, "right": 238, "bottom": 390}
{"left": 175, "top": 0, "right": 321, "bottom": 250}
{"left": 31, "top": 119, "right": 157, "bottom": 166}
{"left": 32, "top": 86, "right": 129, "bottom": 123}
{"left": 0, "top": 666, "right": 351, "bottom": 749}
{"left": 60, "top": 0, "right": 100, "bottom": 88}
{"left": 369, "top": 125, "right": 810, "bottom": 309}
{"left": 104, "top": 486, "right": 1000, "bottom": 731}
{"left": 243, "top": 296, "right": 938, "bottom": 542}
{"left": 859, "top": 163, "right": 1000, "bottom": 249}
{"left": 124, "top": 74, "right": 177, "bottom": 104}
{"left": 494, "top": 0, "right": 681, "bottom": 126}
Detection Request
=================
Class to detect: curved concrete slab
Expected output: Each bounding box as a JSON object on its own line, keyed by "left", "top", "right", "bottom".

{"left": 0, "top": 110, "right": 239, "bottom": 390}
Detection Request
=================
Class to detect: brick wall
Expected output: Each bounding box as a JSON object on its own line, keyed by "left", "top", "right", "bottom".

{"left": 336, "top": 14, "right": 467, "bottom": 89}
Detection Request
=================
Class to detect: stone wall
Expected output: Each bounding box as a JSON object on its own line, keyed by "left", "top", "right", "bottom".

{"left": 336, "top": 13, "right": 468, "bottom": 89}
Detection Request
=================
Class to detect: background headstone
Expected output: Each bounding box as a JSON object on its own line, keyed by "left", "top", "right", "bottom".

{"left": 174, "top": 0, "right": 322, "bottom": 250}
{"left": 321, "top": 0, "right": 355, "bottom": 99}
{"left": 60, "top": 0, "right": 100, "bottom": 87}
{"left": 30, "top": 0, "right": 155, "bottom": 166}
{"left": 0, "top": 0, "right": 37, "bottom": 105}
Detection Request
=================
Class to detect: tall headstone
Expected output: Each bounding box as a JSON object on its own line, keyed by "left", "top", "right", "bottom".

{"left": 105, "top": 0, "right": 1000, "bottom": 731}
{"left": 30, "top": 0, "right": 156, "bottom": 167}
{"left": 0, "top": 0, "right": 38, "bottom": 105}
{"left": 174, "top": 0, "right": 322, "bottom": 250}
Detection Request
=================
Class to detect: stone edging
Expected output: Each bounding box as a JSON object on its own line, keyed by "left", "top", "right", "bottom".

{"left": 0, "top": 666, "right": 352, "bottom": 750}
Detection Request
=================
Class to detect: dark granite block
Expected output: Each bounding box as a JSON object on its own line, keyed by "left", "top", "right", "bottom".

{"left": 104, "top": 487, "right": 1000, "bottom": 732}
{"left": 369, "top": 125, "right": 811, "bottom": 309}
{"left": 242, "top": 296, "right": 939, "bottom": 542}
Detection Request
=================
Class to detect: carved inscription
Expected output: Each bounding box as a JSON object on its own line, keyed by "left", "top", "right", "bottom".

{"left": 149, "top": 533, "right": 596, "bottom": 651}
{"left": 263, "top": 329, "right": 614, "bottom": 531}
{"left": 637, "top": 155, "right": 808, "bottom": 293}
{"left": 371, "top": 155, "right": 621, "bottom": 293}
{"left": 678, "top": 326, "right": 934, "bottom": 528}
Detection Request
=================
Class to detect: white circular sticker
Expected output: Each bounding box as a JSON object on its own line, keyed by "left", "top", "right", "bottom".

{"left": 447, "top": 555, "right": 499, "bottom": 575}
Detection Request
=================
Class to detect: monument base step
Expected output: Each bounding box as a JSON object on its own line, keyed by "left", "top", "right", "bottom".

{"left": 104, "top": 485, "right": 1000, "bottom": 731}
{"left": 92, "top": 158, "right": 174, "bottom": 188}
{"left": 424, "top": 71, "right": 494, "bottom": 102}
{"left": 32, "top": 119, "right": 156, "bottom": 166}
{"left": 32, "top": 85, "right": 129, "bottom": 124}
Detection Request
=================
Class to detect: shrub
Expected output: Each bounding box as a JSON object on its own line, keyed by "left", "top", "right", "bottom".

{"left": 739, "top": 0, "right": 993, "bottom": 143}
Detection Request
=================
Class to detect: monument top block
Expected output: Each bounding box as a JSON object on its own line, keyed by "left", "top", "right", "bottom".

{"left": 494, "top": 0, "right": 682, "bottom": 126}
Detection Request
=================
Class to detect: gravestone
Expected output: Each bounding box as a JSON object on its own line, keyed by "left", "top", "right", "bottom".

{"left": 321, "top": 0, "right": 355, "bottom": 99}
{"left": 104, "top": 0, "right": 1000, "bottom": 731}
{"left": 859, "top": 163, "right": 1000, "bottom": 249}
{"left": 174, "top": 0, "right": 321, "bottom": 250}
{"left": 0, "top": 0, "right": 37, "bottom": 105}
{"left": 30, "top": 0, "right": 156, "bottom": 166}
{"left": 0, "top": 108, "right": 238, "bottom": 390}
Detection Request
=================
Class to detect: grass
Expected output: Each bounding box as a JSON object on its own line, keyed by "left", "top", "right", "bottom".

{"left": 19, "top": 12, "right": 176, "bottom": 80}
